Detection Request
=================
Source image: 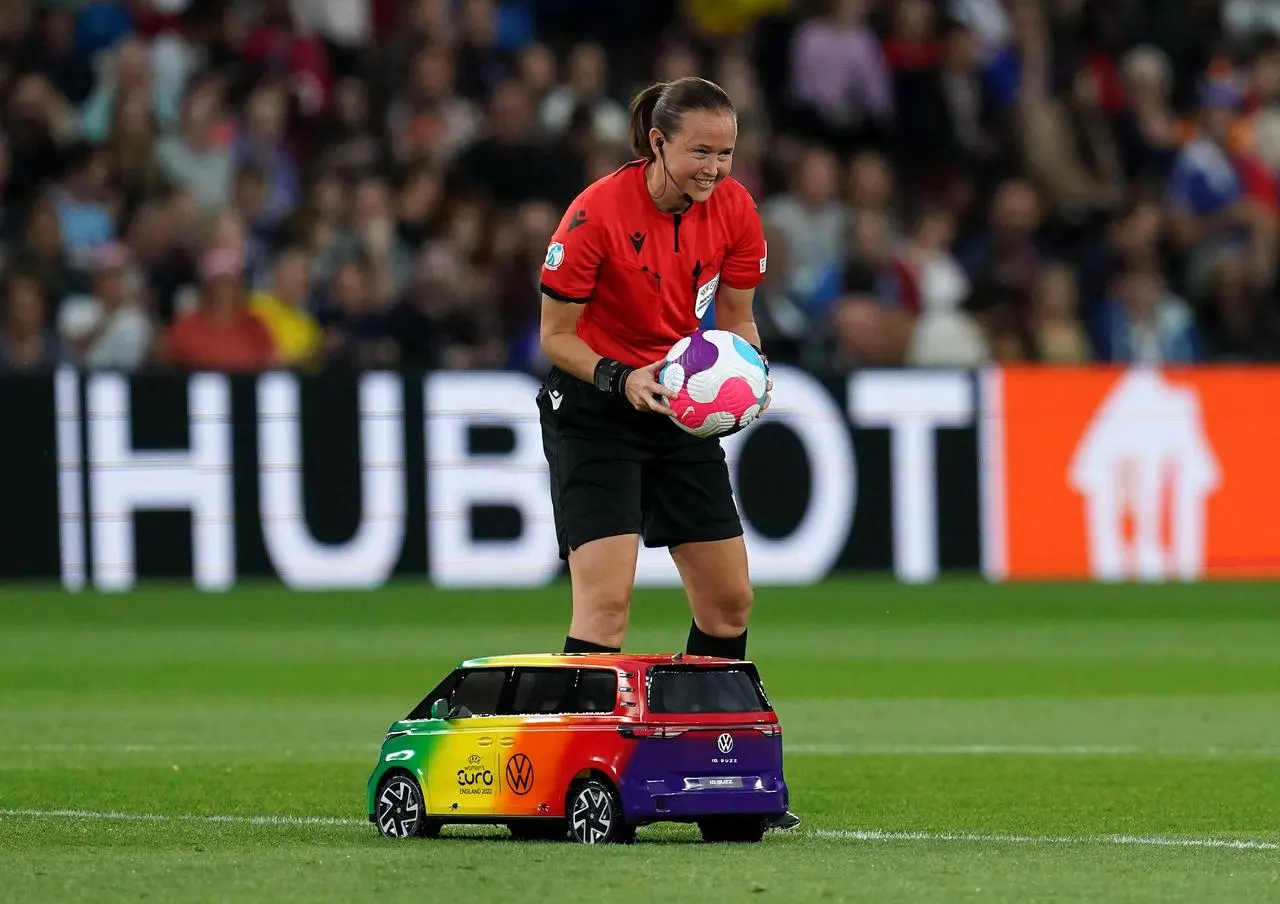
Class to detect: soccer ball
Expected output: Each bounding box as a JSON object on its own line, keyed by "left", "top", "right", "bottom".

{"left": 658, "top": 329, "right": 769, "bottom": 438}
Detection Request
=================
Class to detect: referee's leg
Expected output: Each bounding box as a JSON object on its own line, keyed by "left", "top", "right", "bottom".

{"left": 540, "top": 381, "right": 644, "bottom": 653}
{"left": 641, "top": 437, "right": 753, "bottom": 660}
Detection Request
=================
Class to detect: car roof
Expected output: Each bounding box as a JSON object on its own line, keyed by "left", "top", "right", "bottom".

{"left": 457, "top": 653, "right": 751, "bottom": 670}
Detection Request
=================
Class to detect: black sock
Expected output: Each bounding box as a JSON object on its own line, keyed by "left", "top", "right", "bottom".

{"left": 685, "top": 620, "right": 747, "bottom": 660}
{"left": 563, "top": 635, "right": 621, "bottom": 654}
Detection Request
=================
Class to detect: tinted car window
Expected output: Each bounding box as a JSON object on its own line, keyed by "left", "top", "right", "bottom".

{"left": 577, "top": 669, "right": 618, "bottom": 713}
{"left": 511, "top": 668, "right": 576, "bottom": 714}
{"left": 407, "top": 670, "right": 461, "bottom": 720}
{"left": 647, "top": 667, "right": 769, "bottom": 714}
{"left": 450, "top": 669, "right": 507, "bottom": 716}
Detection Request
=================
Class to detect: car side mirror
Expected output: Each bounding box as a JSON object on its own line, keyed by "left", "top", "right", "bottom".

{"left": 430, "top": 698, "right": 449, "bottom": 720}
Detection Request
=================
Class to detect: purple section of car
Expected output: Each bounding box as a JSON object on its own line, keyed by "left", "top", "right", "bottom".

{"left": 672, "top": 331, "right": 720, "bottom": 376}
{"left": 615, "top": 727, "right": 789, "bottom": 822}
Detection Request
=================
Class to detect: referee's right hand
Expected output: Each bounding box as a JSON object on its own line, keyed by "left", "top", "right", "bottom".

{"left": 624, "top": 359, "right": 678, "bottom": 415}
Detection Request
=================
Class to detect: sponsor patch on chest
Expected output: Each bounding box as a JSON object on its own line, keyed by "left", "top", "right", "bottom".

{"left": 694, "top": 271, "right": 721, "bottom": 319}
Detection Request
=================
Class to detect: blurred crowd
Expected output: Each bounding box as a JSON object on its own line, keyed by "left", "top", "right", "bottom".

{"left": 3, "top": 0, "right": 1280, "bottom": 377}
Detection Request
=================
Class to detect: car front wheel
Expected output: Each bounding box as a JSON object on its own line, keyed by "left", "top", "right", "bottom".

{"left": 375, "top": 773, "right": 440, "bottom": 839}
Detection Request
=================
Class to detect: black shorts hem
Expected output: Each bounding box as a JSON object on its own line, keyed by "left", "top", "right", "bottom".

{"left": 562, "top": 519, "right": 643, "bottom": 561}
{"left": 643, "top": 518, "right": 744, "bottom": 552}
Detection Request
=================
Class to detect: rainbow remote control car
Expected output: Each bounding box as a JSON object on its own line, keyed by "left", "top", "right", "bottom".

{"left": 367, "top": 653, "right": 793, "bottom": 844}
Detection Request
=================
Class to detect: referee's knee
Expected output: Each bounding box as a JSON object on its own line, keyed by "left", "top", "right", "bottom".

{"left": 569, "top": 593, "right": 631, "bottom": 649}
{"left": 698, "top": 586, "right": 754, "bottom": 637}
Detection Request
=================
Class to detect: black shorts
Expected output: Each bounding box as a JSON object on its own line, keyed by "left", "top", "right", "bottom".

{"left": 536, "top": 366, "right": 743, "bottom": 561}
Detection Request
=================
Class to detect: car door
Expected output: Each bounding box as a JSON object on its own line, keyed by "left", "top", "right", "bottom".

{"left": 423, "top": 668, "right": 507, "bottom": 817}
{"left": 496, "top": 667, "right": 619, "bottom": 818}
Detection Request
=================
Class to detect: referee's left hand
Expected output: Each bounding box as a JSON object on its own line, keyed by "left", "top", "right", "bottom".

{"left": 625, "top": 359, "right": 679, "bottom": 415}
{"left": 760, "top": 377, "right": 773, "bottom": 415}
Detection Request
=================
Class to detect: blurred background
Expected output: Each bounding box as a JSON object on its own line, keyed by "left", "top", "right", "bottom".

{"left": 6, "top": 0, "right": 1280, "bottom": 379}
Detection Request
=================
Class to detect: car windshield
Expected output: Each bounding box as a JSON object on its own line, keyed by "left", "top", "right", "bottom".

{"left": 646, "top": 666, "right": 770, "bottom": 714}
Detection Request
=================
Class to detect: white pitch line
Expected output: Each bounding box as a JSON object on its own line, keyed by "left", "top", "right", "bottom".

{"left": 810, "top": 828, "right": 1279, "bottom": 851}
{"left": 788, "top": 743, "right": 1280, "bottom": 757}
{"left": 0, "top": 808, "right": 366, "bottom": 827}
{"left": 0, "top": 808, "right": 1275, "bottom": 851}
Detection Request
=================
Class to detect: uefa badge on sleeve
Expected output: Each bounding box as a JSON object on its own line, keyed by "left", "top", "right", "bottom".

{"left": 545, "top": 242, "right": 565, "bottom": 271}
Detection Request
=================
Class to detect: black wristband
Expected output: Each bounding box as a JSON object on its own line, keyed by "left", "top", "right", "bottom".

{"left": 593, "top": 357, "right": 633, "bottom": 397}
{"left": 751, "top": 343, "right": 769, "bottom": 374}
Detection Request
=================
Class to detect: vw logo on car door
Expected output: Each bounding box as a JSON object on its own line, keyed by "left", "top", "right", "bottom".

{"left": 716, "top": 733, "right": 734, "bottom": 754}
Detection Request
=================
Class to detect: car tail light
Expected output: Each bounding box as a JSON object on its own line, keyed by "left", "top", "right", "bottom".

{"left": 617, "top": 725, "right": 688, "bottom": 739}
{"left": 617, "top": 723, "right": 780, "bottom": 739}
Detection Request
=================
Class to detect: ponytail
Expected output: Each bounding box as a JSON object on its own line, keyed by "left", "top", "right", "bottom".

{"left": 628, "top": 82, "right": 668, "bottom": 161}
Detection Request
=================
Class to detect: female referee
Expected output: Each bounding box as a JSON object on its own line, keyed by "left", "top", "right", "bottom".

{"left": 538, "top": 74, "right": 768, "bottom": 657}
{"left": 537, "top": 76, "right": 797, "bottom": 830}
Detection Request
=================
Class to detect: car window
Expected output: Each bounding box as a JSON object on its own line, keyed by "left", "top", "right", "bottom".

{"left": 504, "top": 668, "right": 618, "bottom": 715}
{"left": 406, "top": 670, "right": 462, "bottom": 720}
{"left": 646, "top": 667, "right": 769, "bottom": 714}
{"left": 510, "top": 668, "right": 575, "bottom": 714}
{"left": 449, "top": 669, "right": 507, "bottom": 716}
{"left": 576, "top": 669, "right": 618, "bottom": 713}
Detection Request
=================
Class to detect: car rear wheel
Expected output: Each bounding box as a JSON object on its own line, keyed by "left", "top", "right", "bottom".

{"left": 375, "top": 773, "right": 440, "bottom": 839}
{"left": 567, "top": 778, "right": 633, "bottom": 844}
{"left": 698, "top": 816, "right": 767, "bottom": 843}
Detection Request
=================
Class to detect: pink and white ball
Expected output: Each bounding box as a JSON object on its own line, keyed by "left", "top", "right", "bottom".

{"left": 659, "top": 330, "right": 769, "bottom": 438}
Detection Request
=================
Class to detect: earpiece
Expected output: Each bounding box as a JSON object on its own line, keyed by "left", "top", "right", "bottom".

{"left": 650, "top": 134, "right": 693, "bottom": 211}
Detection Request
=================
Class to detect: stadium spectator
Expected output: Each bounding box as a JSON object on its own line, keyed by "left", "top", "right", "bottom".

{"left": 57, "top": 241, "right": 154, "bottom": 371}
{"left": 1029, "top": 260, "right": 1093, "bottom": 363}
{"left": 537, "top": 41, "right": 628, "bottom": 146}
{"left": 1088, "top": 256, "right": 1203, "bottom": 364}
{"left": 15, "top": 194, "right": 89, "bottom": 309}
{"left": 788, "top": 0, "right": 893, "bottom": 153}
{"left": 5, "top": 73, "right": 71, "bottom": 218}
{"left": 1166, "top": 75, "right": 1278, "bottom": 353}
{"left": 233, "top": 80, "right": 301, "bottom": 228}
{"left": 1113, "top": 44, "right": 1180, "bottom": 185}
{"left": 101, "top": 89, "right": 169, "bottom": 221}
{"left": 157, "top": 246, "right": 276, "bottom": 372}
{"left": 250, "top": 246, "right": 322, "bottom": 369}
{"left": 155, "top": 74, "right": 235, "bottom": 214}
{"left": 385, "top": 41, "right": 484, "bottom": 170}
{"left": 20, "top": 3, "right": 95, "bottom": 107}
{"left": 902, "top": 204, "right": 988, "bottom": 366}
{"left": 760, "top": 144, "right": 849, "bottom": 308}
{"left": 390, "top": 238, "right": 504, "bottom": 370}
{"left": 53, "top": 140, "right": 116, "bottom": 262}
{"left": 960, "top": 177, "right": 1046, "bottom": 318}
{"left": 318, "top": 255, "right": 397, "bottom": 370}
{"left": 450, "top": 78, "right": 582, "bottom": 209}
{"left": 0, "top": 268, "right": 65, "bottom": 371}
{"left": 1019, "top": 65, "right": 1125, "bottom": 227}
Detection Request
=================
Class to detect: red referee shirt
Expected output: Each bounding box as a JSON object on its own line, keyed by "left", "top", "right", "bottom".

{"left": 539, "top": 160, "right": 768, "bottom": 368}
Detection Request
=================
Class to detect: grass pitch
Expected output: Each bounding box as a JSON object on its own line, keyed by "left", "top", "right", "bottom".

{"left": 1, "top": 580, "right": 1278, "bottom": 903}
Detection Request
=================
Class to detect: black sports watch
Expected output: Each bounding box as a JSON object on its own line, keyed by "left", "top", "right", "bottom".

{"left": 594, "top": 357, "right": 633, "bottom": 397}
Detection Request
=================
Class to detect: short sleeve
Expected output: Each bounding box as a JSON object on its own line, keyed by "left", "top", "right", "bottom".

{"left": 720, "top": 187, "right": 768, "bottom": 291}
{"left": 539, "top": 200, "right": 605, "bottom": 303}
